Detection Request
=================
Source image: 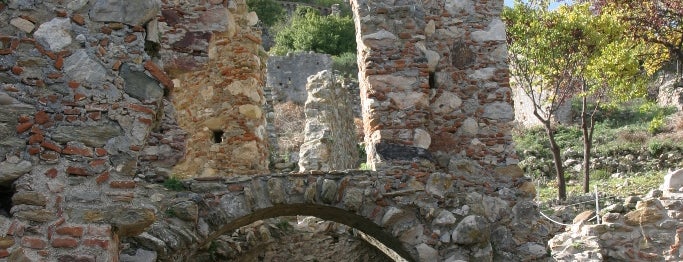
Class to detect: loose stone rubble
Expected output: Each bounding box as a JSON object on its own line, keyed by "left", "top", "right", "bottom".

{"left": 549, "top": 168, "right": 683, "bottom": 261}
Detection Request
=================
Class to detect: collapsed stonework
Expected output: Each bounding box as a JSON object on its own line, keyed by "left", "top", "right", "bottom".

{"left": 549, "top": 169, "right": 683, "bottom": 261}
{"left": 0, "top": 0, "right": 551, "bottom": 261}
{"left": 298, "top": 70, "right": 358, "bottom": 172}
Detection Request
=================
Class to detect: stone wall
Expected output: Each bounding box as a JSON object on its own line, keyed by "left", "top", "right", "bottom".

{"left": 511, "top": 84, "right": 573, "bottom": 127}
{"left": 298, "top": 70, "right": 358, "bottom": 171}
{"left": 0, "top": 0, "right": 169, "bottom": 260}
{"left": 159, "top": 0, "right": 269, "bottom": 177}
{"left": 353, "top": 0, "right": 518, "bottom": 173}
{"left": 266, "top": 52, "right": 332, "bottom": 104}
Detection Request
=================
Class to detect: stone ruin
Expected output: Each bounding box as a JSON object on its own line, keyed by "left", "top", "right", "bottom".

{"left": 0, "top": 0, "right": 555, "bottom": 261}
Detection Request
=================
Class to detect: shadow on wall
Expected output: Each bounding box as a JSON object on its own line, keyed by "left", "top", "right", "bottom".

{"left": 201, "top": 204, "right": 414, "bottom": 262}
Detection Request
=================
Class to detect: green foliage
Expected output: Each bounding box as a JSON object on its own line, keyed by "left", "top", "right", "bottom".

{"left": 332, "top": 52, "right": 358, "bottom": 77}
{"left": 359, "top": 163, "right": 371, "bottom": 170}
{"left": 163, "top": 177, "right": 184, "bottom": 191}
{"left": 247, "top": 0, "right": 285, "bottom": 26}
{"left": 276, "top": 220, "right": 292, "bottom": 231}
{"left": 648, "top": 114, "right": 665, "bottom": 134}
{"left": 270, "top": 6, "right": 355, "bottom": 56}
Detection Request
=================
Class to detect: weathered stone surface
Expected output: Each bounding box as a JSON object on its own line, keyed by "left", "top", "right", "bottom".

{"left": 0, "top": 160, "right": 31, "bottom": 185}
{"left": 33, "top": 18, "right": 72, "bottom": 51}
{"left": 298, "top": 70, "right": 358, "bottom": 172}
{"left": 416, "top": 243, "right": 438, "bottom": 262}
{"left": 120, "top": 248, "right": 158, "bottom": 262}
{"left": 320, "top": 179, "right": 337, "bottom": 204}
{"left": 10, "top": 17, "right": 35, "bottom": 33}
{"left": 266, "top": 53, "right": 333, "bottom": 104}
{"left": 12, "top": 191, "right": 47, "bottom": 206}
{"left": 661, "top": 168, "right": 683, "bottom": 193}
{"left": 452, "top": 215, "right": 490, "bottom": 245}
{"left": 63, "top": 50, "right": 108, "bottom": 84}
{"left": 111, "top": 208, "right": 156, "bottom": 237}
{"left": 169, "top": 201, "right": 198, "bottom": 222}
{"left": 51, "top": 121, "right": 122, "bottom": 147}
{"left": 90, "top": 0, "right": 160, "bottom": 25}
{"left": 121, "top": 64, "right": 164, "bottom": 102}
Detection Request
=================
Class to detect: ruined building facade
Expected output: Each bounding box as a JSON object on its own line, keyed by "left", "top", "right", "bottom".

{"left": 0, "top": 0, "right": 549, "bottom": 261}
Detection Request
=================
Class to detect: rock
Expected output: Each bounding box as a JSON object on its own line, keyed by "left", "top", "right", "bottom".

{"left": 434, "top": 210, "right": 456, "bottom": 226}
{"left": 90, "top": 0, "right": 161, "bottom": 26}
{"left": 432, "top": 91, "right": 462, "bottom": 114}
{"left": 120, "top": 248, "right": 157, "bottom": 262}
{"left": 573, "top": 210, "right": 596, "bottom": 224}
{"left": 13, "top": 208, "right": 56, "bottom": 222}
{"left": 51, "top": 120, "right": 123, "bottom": 147}
{"left": 471, "top": 19, "right": 506, "bottom": 42}
{"left": 517, "top": 242, "right": 547, "bottom": 260}
{"left": 416, "top": 243, "right": 438, "bottom": 262}
{"left": 63, "top": 49, "right": 108, "bottom": 84}
{"left": 320, "top": 179, "right": 337, "bottom": 204}
{"left": 169, "top": 201, "right": 198, "bottom": 222}
{"left": 413, "top": 129, "right": 431, "bottom": 149}
{"left": 494, "top": 164, "right": 524, "bottom": 178}
{"left": 121, "top": 64, "right": 164, "bottom": 102}
{"left": 0, "top": 160, "right": 32, "bottom": 185}
{"left": 10, "top": 17, "right": 35, "bottom": 33}
{"left": 452, "top": 215, "right": 490, "bottom": 245}
{"left": 426, "top": 173, "right": 451, "bottom": 198}
{"left": 34, "top": 18, "right": 72, "bottom": 51}
{"left": 381, "top": 207, "right": 406, "bottom": 227}
{"left": 482, "top": 102, "right": 514, "bottom": 121}
{"left": 12, "top": 191, "right": 47, "bottom": 206}
{"left": 110, "top": 207, "right": 156, "bottom": 237}
{"left": 459, "top": 117, "right": 478, "bottom": 136}
{"left": 661, "top": 168, "right": 683, "bottom": 193}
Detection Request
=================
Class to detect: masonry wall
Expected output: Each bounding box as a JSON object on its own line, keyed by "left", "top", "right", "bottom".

{"left": 159, "top": 0, "right": 270, "bottom": 177}
{"left": 353, "top": 0, "right": 518, "bottom": 173}
{"left": 266, "top": 52, "right": 333, "bottom": 104}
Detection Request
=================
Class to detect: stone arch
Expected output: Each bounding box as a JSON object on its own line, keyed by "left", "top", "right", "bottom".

{"left": 201, "top": 204, "right": 415, "bottom": 261}
{"left": 134, "top": 172, "right": 424, "bottom": 261}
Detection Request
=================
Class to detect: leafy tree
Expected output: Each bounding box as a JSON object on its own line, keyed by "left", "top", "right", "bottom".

{"left": 504, "top": 1, "right": 650, "bottom": 200}
{"left": 270, "top": 6, "right": 355, "bottom": 56}
{"left": 590, "top": 0, "right": 682, "bottom": 77}
{"left": 247, "top": 0, "right": 285, "bottom": 26}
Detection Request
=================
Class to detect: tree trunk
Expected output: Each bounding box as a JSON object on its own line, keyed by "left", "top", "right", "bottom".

{"left": 544, "top": 123, "right": 566, "bottom": 201}
{"left": 581, "top": 96, "right": 593, "bottom": 193}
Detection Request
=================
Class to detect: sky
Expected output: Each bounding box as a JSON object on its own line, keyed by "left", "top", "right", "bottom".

{"left": 504, "top": 0, "right": 572, "bottom": 9}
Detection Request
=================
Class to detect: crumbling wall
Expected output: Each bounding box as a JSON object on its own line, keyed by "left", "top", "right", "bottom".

{"left": 353, "top": 0, "right": 518, "bottom": 173}
{"left": 298, "top": 70, "right": 358, "bottom": 171}
{"left": 159, "top": 0, "right": 270, "bottom": 177}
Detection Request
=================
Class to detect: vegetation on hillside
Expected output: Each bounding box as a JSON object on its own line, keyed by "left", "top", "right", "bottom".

{"left": 514, "top": 99, "right": 683, "bottom": 202}
{"left": 503, "top": 1, "right": 658, "bottom": 200}
{"left": 270, "top": 6, "right": 355, "bottom": 56}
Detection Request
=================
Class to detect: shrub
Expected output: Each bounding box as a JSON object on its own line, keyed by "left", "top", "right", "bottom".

{"left": 270, "top": 6, "right": 355, "bottom": 56}
{"left": 332, "top": 52, "right": 358, "bottom": 78}
{"left": 648, "top": 114, "right": 665, "bottom": 134}
{"left": 163, "top": 177, "right": 184, "bottom": 191}
{"left": 246, "top": 0, "right": 284, "bottom": 26}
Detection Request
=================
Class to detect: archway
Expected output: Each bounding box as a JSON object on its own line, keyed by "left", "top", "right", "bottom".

{"left": 200, "top": 204, "right": 414, "bottom": 261}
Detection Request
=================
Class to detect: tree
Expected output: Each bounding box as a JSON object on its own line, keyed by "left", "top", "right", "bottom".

{"left": 270, "top": 6, "right": 355, "bottom": 56}
{"left": 504, "top": 1, "right": 650, "bottom": 200}
{"left": 246, "top": 0, "right": 285, "bottom": 27}
{"left": 591, "top": 0, "right": 682, "bottom": 77}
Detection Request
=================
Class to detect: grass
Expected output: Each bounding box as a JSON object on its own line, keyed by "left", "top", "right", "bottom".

{"left": 535, "top": 170, "right": 665, "bottom": 202}
{"left": 515, "top": 99, "right": 681, "bottom": 203}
